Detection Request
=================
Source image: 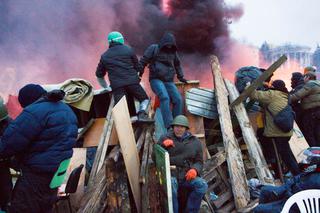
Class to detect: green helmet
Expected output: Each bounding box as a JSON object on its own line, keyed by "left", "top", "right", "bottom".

{"left": 107, "top": 31, "right": 124, "bottom": 45}
{"left": 171, "top": 115, "right": 189, "bottom": 128}
{"left": 0, "top": 97, "right": 8, "bottom": 122}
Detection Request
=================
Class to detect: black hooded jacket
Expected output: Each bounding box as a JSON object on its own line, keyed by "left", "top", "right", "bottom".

{"left": 139, "top": 33, "right": 184, "bottom": 82}
{"left": 96, "top": 43, "right": 141, "bottom": 89}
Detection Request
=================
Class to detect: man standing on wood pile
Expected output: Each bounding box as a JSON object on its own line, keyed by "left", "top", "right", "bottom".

{"left": 0, "top": 98, "right": 12, "bottom": 212}
{"left": 95, "top": 31, "right": 153, "bottom": 123}
{"left": 139, "top": 32, "right": 187, "bottom": 129}
{"left": 0, "top": 84, "right": 78, "bottom": 213}
{"left": 158, "top": 115, "right": 208, "bottom": 213}
{"left": 290, "top": 70, "right": 320, "bottom": 147}
{"left": 249, "top": 80, "right": 300, "bottom": 176}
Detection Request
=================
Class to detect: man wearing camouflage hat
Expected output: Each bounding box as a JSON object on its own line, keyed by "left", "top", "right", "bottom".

{"left": 158, "top": 115, "right": 207, "bottom": 213}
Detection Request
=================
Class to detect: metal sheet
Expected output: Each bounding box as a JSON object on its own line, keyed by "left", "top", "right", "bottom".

{"left": 185, "top": 88, "right": 218, "bottom": 119}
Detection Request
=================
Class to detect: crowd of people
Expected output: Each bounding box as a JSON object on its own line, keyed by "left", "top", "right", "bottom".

{"left": 1, "top": 29, "right": 320, "bottom": 213}
{"left": 0, "top": 31, "right": 207, "bottom": 213}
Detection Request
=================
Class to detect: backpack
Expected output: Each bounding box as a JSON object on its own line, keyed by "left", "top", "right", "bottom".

{"left": 266, "top": 97, "right": 295, "bottom": 132}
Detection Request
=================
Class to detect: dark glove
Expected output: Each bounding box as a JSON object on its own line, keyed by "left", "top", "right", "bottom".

{"left": 179, "top": 78, "right": 188, "bottom": 83}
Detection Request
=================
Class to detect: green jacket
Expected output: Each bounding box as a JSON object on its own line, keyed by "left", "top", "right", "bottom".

{"left": 250, "top": 89, "right": 293, "bottom": 137}
{"left": 158, "top": 130, "right": 203, "bottom": 180}
{"left": 291, "top": 80, "right": 320, "bottom": 110}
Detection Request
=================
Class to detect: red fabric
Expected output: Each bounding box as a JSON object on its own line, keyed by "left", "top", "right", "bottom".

{"left": 6, "top": 95, "right": 23, "bottom": 119}
{"left": 153, "top": 96, "right": 160, "bottom": 110}
{"left": 185, "top": 168, "right": 197, "bottom": 181}
{"left": 163, "top": 139, "right": 174, "bottom": 148}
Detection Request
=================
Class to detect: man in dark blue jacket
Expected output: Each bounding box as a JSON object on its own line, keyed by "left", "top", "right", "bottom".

{"left": 0, "top": 98, "right": 12, "bottom": 212}
{"left": 139, "top": 32, "right": 187, "bottom": 129}
{"left": 96, "top": 31, "right": 152, "bottom": 122}
{"left": 0, "top": 84, "right": 78, "bottom": 213}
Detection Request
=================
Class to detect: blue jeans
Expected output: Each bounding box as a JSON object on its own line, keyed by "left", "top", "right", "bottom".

{"left": 150, "top": 79, "right": 183, "bottom": 128}
{"left": 171, "top": 177, "right": 208, "bottom": 213}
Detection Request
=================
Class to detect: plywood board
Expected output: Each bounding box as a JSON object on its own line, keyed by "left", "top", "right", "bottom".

{"left": 83, "top": 118, "right": 118, "bottom": 148}
{"left": 112, "top": 97, "right": 141, "bottom": 213}
{"left": 289, "top": 122, "right": 309, "bottom": 162}
{"left": 154, "top": 144, "right": 173, "bottom": 213}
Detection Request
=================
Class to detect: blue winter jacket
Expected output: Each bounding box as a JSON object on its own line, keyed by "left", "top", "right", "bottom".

{"left": 0, "top": 93, "right": 78, "bottom": 173}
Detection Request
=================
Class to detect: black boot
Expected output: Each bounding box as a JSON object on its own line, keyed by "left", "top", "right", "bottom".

{"left": 137, "top": 111, "right": 154, "bottom": 123}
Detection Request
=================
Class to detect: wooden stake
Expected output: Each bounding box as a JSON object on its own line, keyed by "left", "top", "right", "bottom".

{"left": 225, "top": 79, "right": 274, "bottom": 184}
{"left": 211, "top": 55, "right": 250, "bottom": 209}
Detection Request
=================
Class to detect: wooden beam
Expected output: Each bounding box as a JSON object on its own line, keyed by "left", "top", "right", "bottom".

{"left": 87, "top": 96, "right": 115, "bottom": 187}
{"left": 230, "top": 55, "right": 287, "bottom": 108}
{"left": 225, "top": 79, "right": 274, "bottom": 184}
{"left": 211, "top": 55, "right": 250, "bottom": 209}
{"left": 112, "top": 97, "right": 141, "bottom": 213}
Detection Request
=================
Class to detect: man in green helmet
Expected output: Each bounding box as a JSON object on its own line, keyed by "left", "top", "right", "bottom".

{"left": 0, "top": 97, "right": 12, "bottom": 212}
{"left": 96, "top": 31, "right": 153, "bottom": 122}
{"left": 158, "top": 115, "right": 207, "bottom": 213}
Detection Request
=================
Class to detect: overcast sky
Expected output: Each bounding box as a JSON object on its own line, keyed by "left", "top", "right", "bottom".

{"left": 225, "top": 0, "right": 320, "bottom": 49}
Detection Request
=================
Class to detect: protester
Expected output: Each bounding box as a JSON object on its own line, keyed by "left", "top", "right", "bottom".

{"left": 139, "top": 32, "right": 187, "bottom": 129}
{"left": 0, "top": 84, "right": 78, "bottom": 213}
{"left": 158, "top": 115, "right": 207, "bottom": 213}
{"left": 95, "top": 31, "right": 152, "bottom": 122}
{"left": 289, "top": 72, "right": 305, "bottom": 129}
{"left": 0, "top": 98, "right": 12, "bottom": 212}
{"left": 249, "top": 80, "right": 300, "bottom": 176}
{"left": 291, "top": 71, "right": 320, "bottom": 147}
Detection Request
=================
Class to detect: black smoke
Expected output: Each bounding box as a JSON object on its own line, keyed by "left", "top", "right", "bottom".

{"left": 0, "top": 0, "right": 242, "bottom": 97}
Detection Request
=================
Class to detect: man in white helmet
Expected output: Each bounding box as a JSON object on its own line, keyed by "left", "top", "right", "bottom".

{"left": 96, "top": 31, "right": 153, "bottom": 122}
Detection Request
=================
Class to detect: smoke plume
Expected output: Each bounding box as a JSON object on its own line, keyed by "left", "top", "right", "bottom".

{"left": 0, "top": 0, "right": 243, "bottom": 99}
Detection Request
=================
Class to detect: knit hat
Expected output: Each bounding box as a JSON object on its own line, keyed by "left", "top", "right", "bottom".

{"left": 18, "top": 84, "right": 47, "bottom": 108}
{"left": 272, "top": 80, "right": 288, "bottom": 93}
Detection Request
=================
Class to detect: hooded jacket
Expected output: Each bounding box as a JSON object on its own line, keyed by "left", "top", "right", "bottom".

{"left": 250, "top": 89, "right": 293, "bottom": 137}
{"left": 139, "top": 33, "right": 184, "bottom": 82}
{"left": 158, "top": 130, "right": 203, "bottom": 180}
{"left": 291, "top": 80, "right": 320, "bottom": 110}
{"left": 0, "top": 90, "right": 78, "bottom": 174}
{"left": 96, "top": 43, "right": 141, "bottom": 89}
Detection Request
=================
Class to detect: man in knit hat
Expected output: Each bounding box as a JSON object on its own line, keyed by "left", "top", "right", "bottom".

{"left": 250, "top": 80, "right": 300, "bottom": 176}
{"left": 0, "top": 84, "right": 78, "bottom": 213}
{"left": 291, "top": 71, "right": 320, "bottom": 147}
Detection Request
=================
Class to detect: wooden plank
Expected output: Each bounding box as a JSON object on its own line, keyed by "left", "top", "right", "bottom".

{"left": 77, "top": 155, "right": 108, "bottom": 213}
{"left": 140, "top": 129, "right": 151, "bottom": 184}
{"left": 230, "top": 55, "right": 287, "bottom": 108}
{"left": 213, "top": 190, "right": 233, "bottom": 209}
{"left": 88, "top": 97, "right": 114, "bottom": 187}
{"left": 141, "top": 128, "right": 153, "bottom": 213}
{"left": 225, "top": 79, "right": 274, "bottom": 184}
{"left": 202, "top": 151, "right": 226, "bottom": 181}
{"left": 154, "top": 144, "right": 174, "bottom": 213}
{"left": 289, "top": 122, "right": 309, "bottom": 162}
{"left": 211, "top": 55, "right": 250, "bottom": 209}
{"left": 112, "top": 96, "right": 141, "bottom": 213}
